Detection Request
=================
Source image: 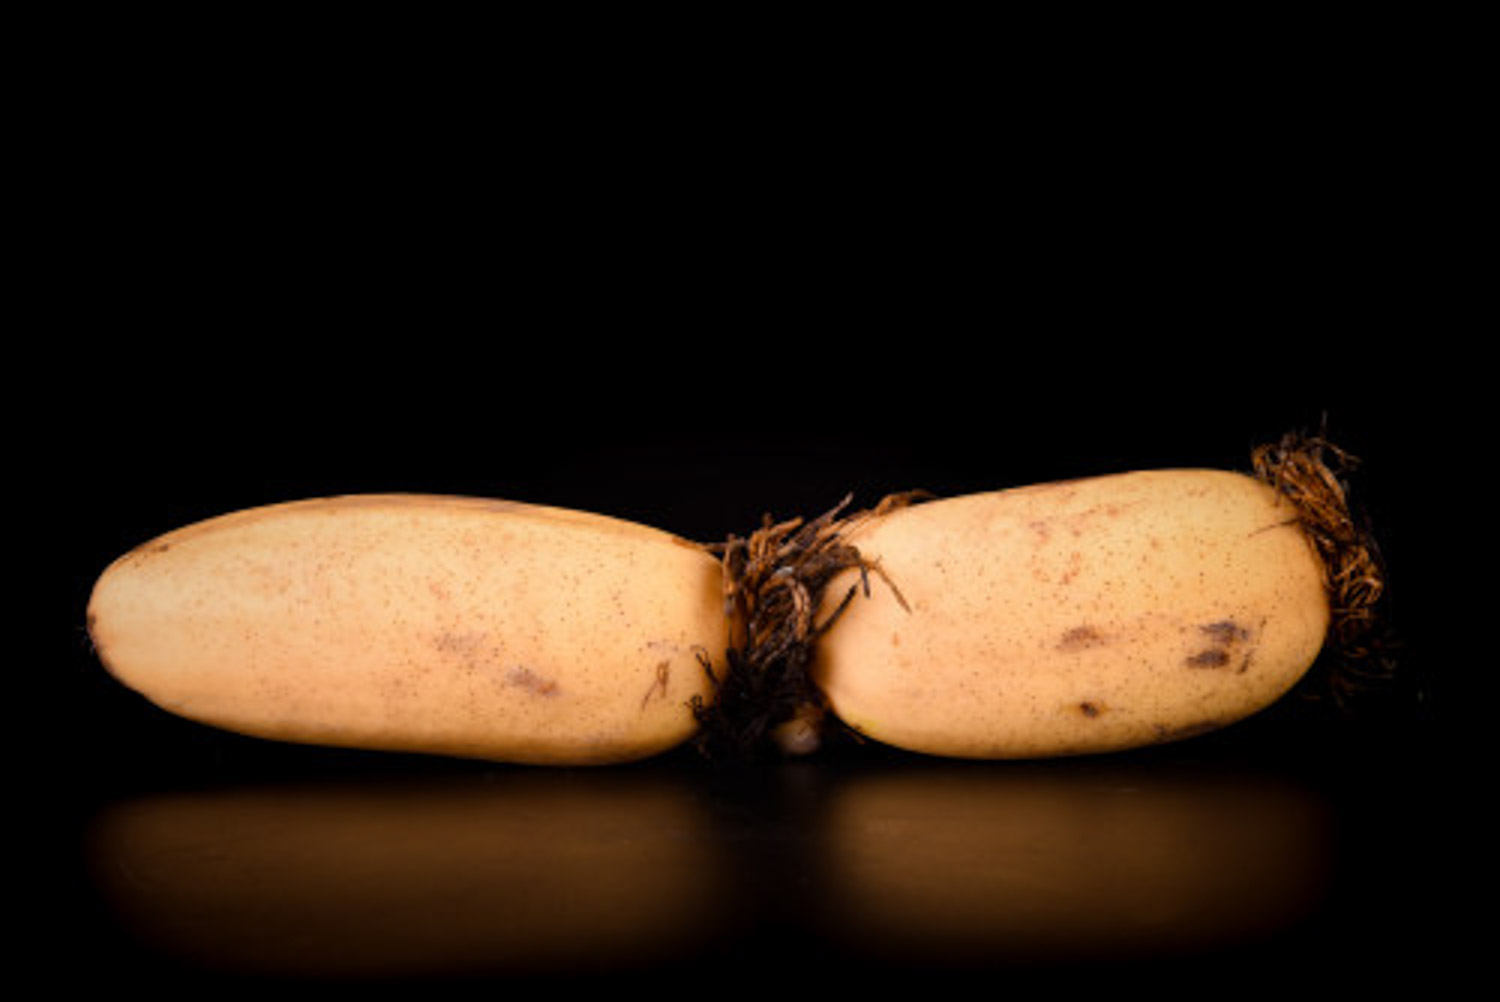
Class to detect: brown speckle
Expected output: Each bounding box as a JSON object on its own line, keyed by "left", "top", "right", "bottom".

{"left": 1078, "top": 700, "right": 1104, "bottom": 718}
{"left": 506, "top": 666, "right": 559, "bottom": 696}
{"left": 1200, "top": 620, "right": 1250, "bottom": 643}
{"left": 1057, "top": 625, "right": 1106, "bottom": 651}
{"left": 1186, "top": 619, "right": 1256, "bottom": 669}
{"left": 126, "top": 540, "right": 172, "bottom": 564}
{"left": 433, "top": 630, "right": 489, "bottom": 656}
{"left": 1186, "top": 648, "right": 1232, "bottom": 668}
{"left": 640, "top": 660, "right": 670, "bottom": 709}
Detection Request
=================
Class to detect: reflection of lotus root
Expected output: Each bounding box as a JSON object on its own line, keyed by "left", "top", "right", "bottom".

{"left": 87, "top": 773, "right": 731, "bottom": 979}
{"left": 821, "top": 766, "right": 1333, "bottom": 964}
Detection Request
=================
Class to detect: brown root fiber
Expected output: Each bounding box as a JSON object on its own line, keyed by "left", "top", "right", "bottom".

{"left": 1251, "top": 425, "right": 1397, "bottom": 708}
{"left": 689, "top": 492, "right": 927, "bottom": 762}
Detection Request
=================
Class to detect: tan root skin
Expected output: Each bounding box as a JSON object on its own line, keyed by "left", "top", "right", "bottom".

{"left": 87, "top": 495, "right": 726, "bottom": 765}
{"left": 813, "top": 470, "right": 1330, "bottom": 758}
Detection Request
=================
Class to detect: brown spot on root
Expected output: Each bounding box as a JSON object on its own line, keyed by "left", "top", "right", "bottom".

{"left": 506, "top": 666, "right": 559, "bottom": 697}
{"left": 1057, "top": 625, "right": 1106, "bottom": 651}
{"left": 1185, "top": 619, "right": 1254, "bottom": 669}
{"left": 1186, "top": 648, "right": 1232, "bottom": 668}
{"left": 640, "top": 660, "right": 670, "bottom": 709}
{"left": 1031, "top": 549, "right": 1084, "bottom": 585}
{"left": 1200, "top": 620, "right": 1250, "bottom": 643}
{"left": 1078, "top": 701, "right": 1105, "bottom": 718}
{"left": 123, "top": 539, "right": 173, "bottom": 565}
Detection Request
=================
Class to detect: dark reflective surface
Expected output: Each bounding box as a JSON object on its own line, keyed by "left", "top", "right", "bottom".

{"left": 59, "top": 719, "right": 1464, "bottom": 990}
{"left": 813, "top": 764, "right": 1333, "bottom": 966}
{"left": 86, "top": 770, "right": 737, "bottom": 981}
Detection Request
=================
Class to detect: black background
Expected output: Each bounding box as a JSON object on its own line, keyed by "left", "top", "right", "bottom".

{"left": 26, "top": 20, "right": 1476, "bottom": 995}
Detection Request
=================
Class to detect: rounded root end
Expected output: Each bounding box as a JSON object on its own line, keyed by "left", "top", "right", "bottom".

{"left": 1252, "top": 425, "right": 1398, "bottom": 709}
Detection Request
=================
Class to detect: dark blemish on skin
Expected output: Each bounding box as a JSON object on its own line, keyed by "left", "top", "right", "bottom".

{"left": 1186, "top": 619, "right": 1255, "bottom": 668}
{"left": 1078, "top": 701, "right": 1104, "bottom": 718}
{"left": 640, "top": 660, "right": 670, "bottom": 709}
{"left": 1057, "top": 625, "right": 1106, "bottom": 651}
{"left": 127, "top": 540, "right": 172, "bottom": 563}
{"left": 1200, "top": 620, "right": 1251, "bottom": 643}
{"left": 506, "top": 666, "right": 559, "bottom": 696}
